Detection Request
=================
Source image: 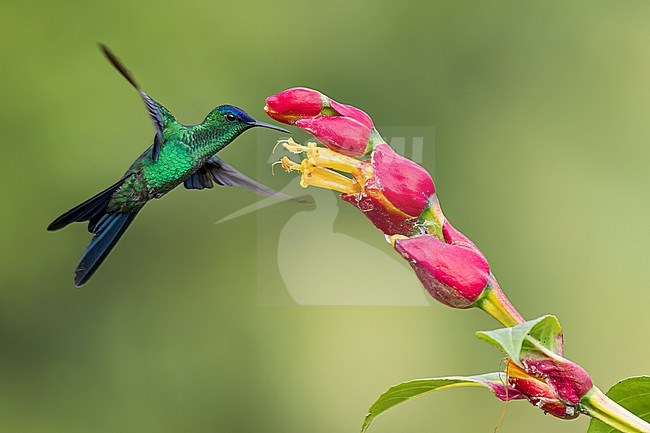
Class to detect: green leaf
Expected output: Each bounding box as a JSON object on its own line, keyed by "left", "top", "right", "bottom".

{"left": 587, "top": 376, "right": 650, "bottom": 433}
{"left": 475, "top": 315, "right": 563, "bottom": 365}
{"left": 360, "top": 373, "right": 519, "bottom": 433}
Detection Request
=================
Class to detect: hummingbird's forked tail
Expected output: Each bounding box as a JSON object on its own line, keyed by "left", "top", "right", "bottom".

{"left": 74, "top": 211, "right": 138, "bottom": 287}
{"left": 47, "top": 178, "right": 126, "bottom": 232}
{"left": 48, "top": 177, "right": 135, "bottom": 286}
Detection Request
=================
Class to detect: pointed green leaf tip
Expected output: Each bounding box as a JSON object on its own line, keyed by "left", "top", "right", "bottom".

{"left": 360, "top": 373, "right": 520, "bottom": 433}
{"left": 475, "top": 315, "right": 563, "bottom": 365}
{"left": 587, "top": 377, "right": 650, "bottom": 433}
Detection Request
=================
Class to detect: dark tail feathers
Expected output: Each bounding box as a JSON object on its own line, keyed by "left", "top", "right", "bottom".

{"left": 48, "top": 179, "right": 125, "bottom": 232}
{"left": 74, "top": 212, "right": 137, "bottom": 286}
{"left": 48, "top": 179, "right": 137, "bottom": 286}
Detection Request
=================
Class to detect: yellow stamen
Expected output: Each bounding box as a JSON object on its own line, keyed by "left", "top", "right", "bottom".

{"left": 280, "top": 156, "right": 302, "bottom": 172}
{"left": 279, "top": 156, "right": 361, "bottom": 194}
{"left": 302, "top": 166, "right": 361, "bottom": 194}
{"left": 278, "top": 139, "right": 363, "bottom": 174}
{"left": 305, "top": 144, "right": 361, "bottom": 174}
{"left": 278, "top": 138, "right": 309, "bottom": 154}
{"left": 277, "top": 139, "right": 416, "bottom": 219}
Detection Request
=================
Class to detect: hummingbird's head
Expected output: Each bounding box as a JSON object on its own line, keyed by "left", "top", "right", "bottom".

{"left": 209, "top": 105, "right": 289, "bottom": 133}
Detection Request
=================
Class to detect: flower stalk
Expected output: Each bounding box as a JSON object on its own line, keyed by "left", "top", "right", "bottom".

{"left": 474, "top": 277, "right": 525, "bottom": 327}
{"left": 266, "top": 87, "right": 649, "bottom": 431}
{"left": 580, "top": 387, "right": 650, "bottom": 433}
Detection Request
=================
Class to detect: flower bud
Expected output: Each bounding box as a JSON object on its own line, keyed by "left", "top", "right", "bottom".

{"left": 264, "top": 87, "right": 324, "bottom": 124}
{"left": 371, "top": 144, "right": 435, "bottom": 216}
{"left": 393, "top": 234, "right": 490, "bottom": 308}
{"left": 341, "top": 144, "right": 436, "bottom": 235}
{"left": 265, "top": 87, "right": 376, "bottom": 157}
{"left": 295, "top": 116, "right": 371, "bottom": 157}
{"left": 522, "top": 356, "right": 593, "bottom": 405}
{"left": 506, "top": 360, "right": 579, "bottom": 419}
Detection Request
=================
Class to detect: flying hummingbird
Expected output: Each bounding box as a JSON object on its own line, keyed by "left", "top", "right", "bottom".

{"left": 48, "top": 44, "right": 293, "bottom": 287}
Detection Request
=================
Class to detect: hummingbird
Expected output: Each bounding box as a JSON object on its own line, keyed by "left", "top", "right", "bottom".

{"left": 48, "top": 44, "right": 293, "bottom": 287}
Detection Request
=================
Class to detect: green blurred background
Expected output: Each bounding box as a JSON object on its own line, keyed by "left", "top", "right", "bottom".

{"left": 2, "top": 1, "right": 649, "bottom": 432}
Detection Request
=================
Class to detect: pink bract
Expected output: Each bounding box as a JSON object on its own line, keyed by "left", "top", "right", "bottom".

{"left": 296, "top": 116, "right": 371, "bottom": 158}
{"left": 264, "top": 87, "right": 324, "bottom": 124}
{"left": 508, "top": 363, "right": 579, "bottom": 419}
{"left": 372, "top": 144, "right": 435, "bottom": 216}
{"left": 340, "top": 191, "right": 417, "bottom": 236}
{"left": 394, "top": 235, "right": 490, "bottom": 308}
{"left": 522, "top": 357, "right": 593, "bottom": 405}
{"left": 329, "top": 99, "right": 374, "bottom": 129}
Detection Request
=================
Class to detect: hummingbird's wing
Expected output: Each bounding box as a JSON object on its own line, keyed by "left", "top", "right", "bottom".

{"left": 184, "top": 156, "right": 302, "bottom": 202}
{"left": 99, "top": 44, "right": 166, "bottom": 162}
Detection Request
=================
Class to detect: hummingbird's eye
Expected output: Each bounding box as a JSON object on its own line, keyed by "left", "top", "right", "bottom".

{"left": 225, "top": 113, "right": 237, "bottom": 122}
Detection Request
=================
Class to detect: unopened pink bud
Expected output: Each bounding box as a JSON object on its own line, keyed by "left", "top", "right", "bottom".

{"left": 340, "top": 145, "right": 437, "bottom": 235}
{"left": 371, "top": 144, "right": 435, "bottom": 217}
{"left": 296, "top": 116, "right": 371, "bottom": 158}
{"left": 393, "top": 234, "right": 490, "bottom": 308}
{"left": 522, "top": 357, "right": 593, "bottom": 405}
{"left": 266, "top": 88, "right": 378, "bottom": 157}
{"left": 264, "top": 87, "right": 324, "bottom": 124}
{"left": 507, "top": 361, "right": 579, "bottom": 419}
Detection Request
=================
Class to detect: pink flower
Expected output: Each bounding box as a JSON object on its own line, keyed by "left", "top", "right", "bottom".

{"left": 521, "top": 356, "right": 593, "bottom": 405}
{"left": 341, "top": 144, "right": 436, "bottom": 235}
{"left": 506, "top": 360, "right": 580, "bottom": 419}
{"left": 295, "top": 116, "right": 372, "bottom": 158}
{"left": 393, "top": 233, "right": 490, "bottom": 308}
{"left": 370, "top": 143, "right": 435, "bottom": 216}
{"left": 265, "top": 87, "right": 376, "bottom": 157}
{"left": 264, "top": 87, "right": 324, "bottom": 124}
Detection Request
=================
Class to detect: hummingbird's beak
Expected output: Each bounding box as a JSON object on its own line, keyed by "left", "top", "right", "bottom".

{"left": 251, "top": 120, "right": 290, "bottom": 134}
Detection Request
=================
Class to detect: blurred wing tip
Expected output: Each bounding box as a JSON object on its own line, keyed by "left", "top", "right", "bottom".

{"left": 97, "top": 42, "right": 109, "bottom": 53}
{"left": 98, "top": 43, "right": 139, "bottom": 89}
{"left": 214, "top": 194, "right": 307, "bottom": 226}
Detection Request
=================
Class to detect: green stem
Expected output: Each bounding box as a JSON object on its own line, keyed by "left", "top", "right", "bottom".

{"left": 366, "top": 129, "right": 387, "bottom": 154}
{"left": 418, "top": 206, "right": 443, "bottom": 240}
{"left": 580, "top": 387, "right": 650, "bottom": 433}
{"left": 474, "top": 277, "right": 525, "bottom": 327}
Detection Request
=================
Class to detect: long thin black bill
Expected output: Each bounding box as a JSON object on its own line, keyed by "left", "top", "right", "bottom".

{"left": 252, "top": 121, "right": 290, "bottom": 133}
